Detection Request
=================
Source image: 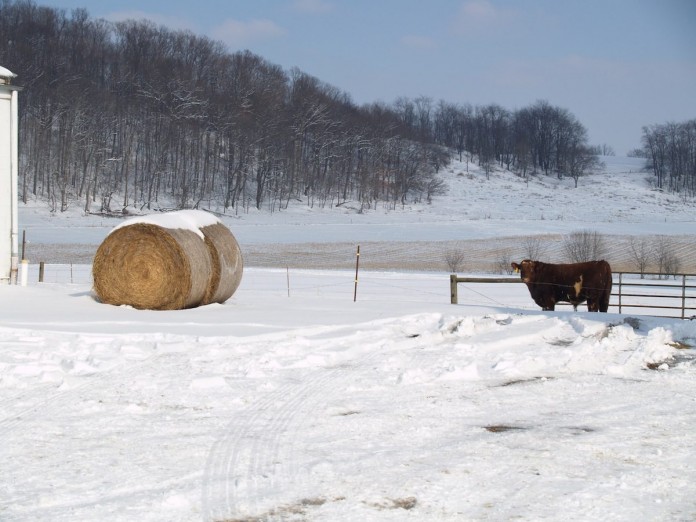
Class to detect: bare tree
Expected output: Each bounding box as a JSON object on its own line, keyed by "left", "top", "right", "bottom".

{"left": 629, "top": 237, "right": 652, "bottom": 278}
{"left": 445, "top": 250, "right": 466, "bottom": 273}
{"left": 567, "top": 143, "right": 600, "bottom": 188}
{"left": 664, "top": 252, "right": 682, "bottom": 280}
{"left": 522, "top": 236, "right": 547, "bottom": 260}
{"left": 590, "top": 144, "right": 615, "bottom": 156}
{"left": 562, "top": 230, "right": 607, "bottom": 263}
{"left": 643, "top": 119, "right": 696, "bottom": 197}
{"left": 653, "top": 236, "right": 681, "bottom": 280}
{"left": 493, "top": 248, "right": 514, "bottom": 274}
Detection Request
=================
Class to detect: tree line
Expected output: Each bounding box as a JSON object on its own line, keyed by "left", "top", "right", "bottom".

{"left": 642, "top": 119, "right": 696, "bottom": 197}
{"left": 430, "top": 99, "right": 600, "bottom": 187}
{"left": 1, "top": 0, "right": 603, "bottom": 215}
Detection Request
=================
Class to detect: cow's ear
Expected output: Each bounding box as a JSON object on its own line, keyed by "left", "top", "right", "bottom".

{"left": 511, "top": 262, "right": 520, "bottom": 273}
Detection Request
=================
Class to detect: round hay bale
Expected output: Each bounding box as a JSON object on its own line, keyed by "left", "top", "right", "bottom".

{"left": 200, "top": 222, "right": 244, "bottom": 305}
{"left": 93, "top": 222, "right": 212, "bottom": 310}
{"left": 92, "top": 210, "right": 243, "bottom": 310}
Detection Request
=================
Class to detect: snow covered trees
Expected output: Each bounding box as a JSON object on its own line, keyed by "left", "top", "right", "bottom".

{"left": 642, "top": 119, "right": 696, "bottom": 197}
{"left": 0, "top": 2, "right": 600, "bottom": 214}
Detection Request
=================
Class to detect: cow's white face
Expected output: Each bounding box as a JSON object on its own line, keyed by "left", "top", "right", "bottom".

{"left": 512, "top": 259, "right": 536, "bottom": 283}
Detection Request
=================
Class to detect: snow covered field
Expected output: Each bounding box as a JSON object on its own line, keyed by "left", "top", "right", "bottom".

{"left": 16, "top": 155, "right": 696, "bottom": 272}
{"left": 2, "top": 157, "right": 696, "bottom": 521}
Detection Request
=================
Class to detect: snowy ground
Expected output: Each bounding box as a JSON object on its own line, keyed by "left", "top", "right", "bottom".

{"left": 2, "top": 269, "right": 696, "bottom": 521}
{"left": 2, "top": 156, "right": 696, "bottom": 521}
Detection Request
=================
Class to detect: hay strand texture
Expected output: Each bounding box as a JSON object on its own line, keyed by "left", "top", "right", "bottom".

{"left": 93, "top": 211, "right": 243, "bottom": 310}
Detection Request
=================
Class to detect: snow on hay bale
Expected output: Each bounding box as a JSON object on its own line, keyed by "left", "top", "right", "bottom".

{"left": 92, "top": 210, "right": 243, "bottom": 310}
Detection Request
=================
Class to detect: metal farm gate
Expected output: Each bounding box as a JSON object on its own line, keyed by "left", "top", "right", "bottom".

{"left": 450, "top": 272, "right": 696, "bottom": 319}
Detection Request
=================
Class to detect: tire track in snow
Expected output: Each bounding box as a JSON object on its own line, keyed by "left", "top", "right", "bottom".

{"left": 201, "top": 324, "right": 401, "bottom": 521}
{"left": 202, "top": 369, "right": 332, "bottom": 518}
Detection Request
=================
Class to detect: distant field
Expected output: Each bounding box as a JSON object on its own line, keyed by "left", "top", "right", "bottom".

{"left": 25, "top": 233, "right": 696, "bottom": 274}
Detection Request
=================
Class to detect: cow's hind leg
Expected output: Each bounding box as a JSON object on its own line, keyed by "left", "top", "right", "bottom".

{"left": 599, "top": 290, "right": 610, "bottom": 312}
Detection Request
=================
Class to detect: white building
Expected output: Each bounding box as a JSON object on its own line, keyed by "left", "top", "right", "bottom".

{"left": 0, "top": 66, "right": 21, "bottom": 284}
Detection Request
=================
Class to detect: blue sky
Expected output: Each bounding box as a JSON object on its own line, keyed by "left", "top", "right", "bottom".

{"left": 38, "top": 0, "right": 696, "bottom": 154}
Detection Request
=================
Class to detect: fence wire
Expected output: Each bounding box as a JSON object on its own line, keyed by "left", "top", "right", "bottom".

{"left": 15, "top": 262, "right": 696, "bottom": 318}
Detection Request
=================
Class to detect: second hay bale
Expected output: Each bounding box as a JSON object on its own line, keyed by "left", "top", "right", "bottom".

{"left": 201, "top": 222, "right": 244, "bottom": 305}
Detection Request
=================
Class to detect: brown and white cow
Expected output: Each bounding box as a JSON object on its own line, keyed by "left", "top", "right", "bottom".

{"left": 511, "top": 259, "right": 612, "bottom": 312}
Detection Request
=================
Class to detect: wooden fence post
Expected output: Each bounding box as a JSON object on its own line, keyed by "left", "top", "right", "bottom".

{"left": 450, "top": 274, "right": 458, "bottom": 304}
{"left": 39, "top": 261, "right": 44, "bottom": 283}
{"left": 353, "top": 245, "right": 360, "bottom": 302}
